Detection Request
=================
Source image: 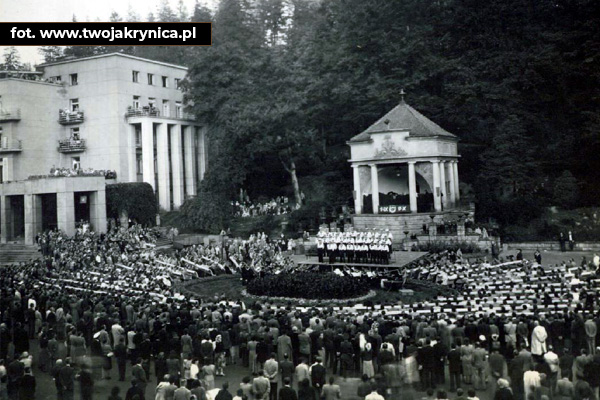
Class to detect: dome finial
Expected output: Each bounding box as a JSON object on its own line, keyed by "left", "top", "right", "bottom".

{"left": 400, "top": 88, "right": 406, "bottom": 103}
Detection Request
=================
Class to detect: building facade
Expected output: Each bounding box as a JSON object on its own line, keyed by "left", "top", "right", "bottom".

{"left": 0, "top": 53, "right": 207, "bottom": 212}
{"left": 0, "top": 53, "right": 207, "bottom": 243}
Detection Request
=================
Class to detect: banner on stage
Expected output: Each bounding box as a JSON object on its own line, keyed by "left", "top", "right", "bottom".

{"left": 378, "top": 204, "right": 410, "bottom": 214}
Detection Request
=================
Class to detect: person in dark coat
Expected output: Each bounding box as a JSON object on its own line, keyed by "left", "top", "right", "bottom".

{"left": 77, "top": 367, "right": 94, "bottom": 400}
{"left": 310, "top": 357, "right": 327, "bottom": 394}
{"left": 114, "top": 337, "right": 128, "bottom": 381}
{"left": 297, "top": 379, "right": 317, "bottom": 400}
{"left": 448, "top": 343, "right": 462, "bottom": 392}
{"left": 215, "top": 382, "right": 233, "bottom": 400}
{"left": 494, "top": 379, "right": 514, "bottom": 400}
{"left": 18, "top": 367, "right": 35, "bottom": 400}
{"left": 279, "top": 378, "right": 298, "bottom": 400}
{"left": 125, "top": 378, "right": 145, "bottom": 400}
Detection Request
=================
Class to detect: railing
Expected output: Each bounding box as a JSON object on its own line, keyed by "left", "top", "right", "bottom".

{"left": 58, "top": 138, "right": 86, "bottom": 153}
{"left": 59, "top": 110, "right": 85, "bottom": 125}
{"left": 0, "top": 139, "right": 22, "bottom": 153}
{"left": 0, "top": 109, "right": 21, "bottom": 122}
{"left": 126, "top": 107, "right": 196, "bottom": 120}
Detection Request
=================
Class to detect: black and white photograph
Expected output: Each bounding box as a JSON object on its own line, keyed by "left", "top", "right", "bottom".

{"left": 0, "top": 0, "right": 600, "bottom": 399}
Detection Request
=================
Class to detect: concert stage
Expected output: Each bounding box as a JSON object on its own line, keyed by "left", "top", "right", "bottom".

{"left": 292, "top": 251, "right": 428, "bottom": 271}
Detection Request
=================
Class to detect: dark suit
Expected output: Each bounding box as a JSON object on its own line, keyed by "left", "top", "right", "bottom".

{"left": 279, "top": 386, "right": 298, "bottom": 400}
{"left": 310, "top": 363, "right": 326, "bottom": 393}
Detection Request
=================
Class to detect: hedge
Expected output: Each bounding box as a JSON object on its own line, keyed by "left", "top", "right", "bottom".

{"left": 106, "top": 182, "right": 157, "bottom": 226}
{"left": 246, "top": 272, "right": 369, "bottom": 300}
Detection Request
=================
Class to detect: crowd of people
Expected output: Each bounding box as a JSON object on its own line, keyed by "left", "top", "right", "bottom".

{"left": 232, "top": 198, "right": 294, "bottom": 218}
{"left": 0, "top": 223, "right": 600, "bottom": 400}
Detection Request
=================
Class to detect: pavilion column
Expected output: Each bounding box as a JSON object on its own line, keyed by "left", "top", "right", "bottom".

{"left": 453, "top": 161, "right": 460, "bottom": 201}
{"left": 33, "top": 195, "right": 42, "bottom": 236}
{"left": 370, "top": 164, "right": 379, "bottom": 214}
{"left": 141, "top": 120, "right": 155, "bottom": 190}
{"left": 0, "top": 195, "right": 10, "bottom": 243}
{"left": 183, "top": 126, "right": 197, "bottom": 197}
{"left": 156, "top": 123, "right": 171, "bottom": 211}
{"left": 408, "top": 161, "right": 418, "bottom": 213}
{"left": 448, "top": 161, "right": 457, "bottom": 204}
{"left": 431, "top": 160, "right": 442, "bottom": 212}
{"left": 352, "top": 165, "right": 363, "bottom": 215}
{"left": 439, "top": 161, "right": 448, "bottom": 209}
{"left": 170, "top": 124, "right": 185, "bottom": 209}
{"left": 56, "top": 191, "right": 75, "bottom": 237}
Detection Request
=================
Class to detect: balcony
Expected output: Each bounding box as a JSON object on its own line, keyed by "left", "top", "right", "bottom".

{"left": 126, "top": 107, "right": 196, "bottom": 121}
{"left": 58, "top": 138, "right": 86, "bottom": 153}
{"left": 0, "top": 139, "right": 22, "bottom": 153}
{"left": 58, "top": 110, "right": 84, "bottom": 125}
{"left": 0, "top": 109, "right": 21, "bottom": 122}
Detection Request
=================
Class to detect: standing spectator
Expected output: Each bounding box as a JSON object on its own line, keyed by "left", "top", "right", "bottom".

{"left": 297, "top": 379, "right": 317, "bottom": 400}
{"left": 357, "top": 374, "right": 372, "bottom": 399}
{"left": 309, "top": 357, "right": 326, "bottom": 395}
{"left": 584, "top": 318, "right": 597, "bottom": 355}
{"left": 174, "top": 379, "right": 192, "bottom": 400}
{"left": 252, "top": 370, "right": 271, "bottom": 400}
{"left": 132, "top": 358, "right": 148, "bottom": 395}
{"left": 59, "top": 359, "right": 75, "bottom": 400}
{"left": 494, "top": 379, "right": 514, "bottom": 400}
{"left": 531, "top": 322, "right": 548, "bottom": 360}
{"left": 114, "top": 337, "right": 128, "bottom": 381}
{"left": 264, "top": 353, "right": 279, "bottom": 400}
{"left": 18, "top": 367, "right": 35, "bottom": 400}
{"left": 278, "top": 378, "right": 297, "bottom": 400}
{"left": 321, "top": 377, "right": 341, "bottom": 400}
{"left": 448, "top": 344, "right": 462, "bottom": 392}
{"left": 77, "top": 366, "right": 94, "bottom": 400}
{"left": 125, "top": 378, "right": 145, "bottom": 400}
{"left": 280, "top": 354, "right": 294, "bottom": 386}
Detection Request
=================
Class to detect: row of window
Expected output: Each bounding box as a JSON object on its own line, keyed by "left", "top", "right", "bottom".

{"left": 132, "top": 96, "right": 183, "bottom": 118}
{"left": 132, "top": 70, "right": 182, "bottom": 89}
{"left": 48, "top": 74, "right": 78, "bottom": 85}
{"left": 47, "top": 71, "right": 182, "bottom": 89}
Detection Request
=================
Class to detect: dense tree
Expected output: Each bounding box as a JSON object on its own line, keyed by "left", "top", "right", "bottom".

{"left": 38, "top": 46, "right": 64, "bottom": 63}
{"left": 1, "top": 47, "right": 24, "bottom": 71}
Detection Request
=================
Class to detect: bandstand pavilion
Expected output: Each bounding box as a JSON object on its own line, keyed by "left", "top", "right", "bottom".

{"left": 348, "top": 95, "right": 467, "bottom": 239}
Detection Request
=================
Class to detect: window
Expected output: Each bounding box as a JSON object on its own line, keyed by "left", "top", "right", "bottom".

{"left": 72, "top": 156, "right": 81, "bottom": 170}
{"left": 50, "top": 75, "right": 61, "bottom": 83}
{"left": 135, "top": 126, "right": 142, "bottom": 147}
{"left": 70, "top": 98, "right": 79, "bottom": 112}
{"left": 147, "top": 73, "right": 154, "bottom": 85}
{"left": 132, "top": 70, "right": 139, "bottom": 83}
{"left": 70, "top": 127, "right": 80, "bottom": 140}
{"left": 162, "top": 76, "right": 169, "bottom": 88}
{"left": 174, "top": 78, "right": 181, "bottom": 90}
{"left": 162, "top": 100, "right": 170, "bottom": 117}
{"left": 70, "top": 73, "right": 78, "bottom": 86}
{"left": 133, "top": 96, "right": 140, "bottom": 109}
{"left": 175, "top": 102, "right": 183, "bottom": 118}
{"left": 148, "top": 97, "right": 156, "bottom": 109}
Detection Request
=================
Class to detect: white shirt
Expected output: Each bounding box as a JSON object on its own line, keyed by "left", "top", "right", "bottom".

{"left": 366, "top": 391, "right": 385, "bottom": 400}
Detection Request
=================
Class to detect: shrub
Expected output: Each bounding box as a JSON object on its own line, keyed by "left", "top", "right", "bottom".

{"left": 179, "top": 187, "right": 232, "bottom": 234}
{"left": 412, "top": 240, "right": 481, "bottom": 253}
{"left": 247, "top": 272, "right": 369, "bottom": 299}
{"left": 553, "top": 171, "right": 580, "bottom": 209}
{"left": 106, "top": 182, "right": 157, "bottom": 226}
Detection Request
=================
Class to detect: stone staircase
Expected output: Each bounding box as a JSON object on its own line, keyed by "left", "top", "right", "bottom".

{"left": 0, "top": 243, "right": 41, "bottom": 266}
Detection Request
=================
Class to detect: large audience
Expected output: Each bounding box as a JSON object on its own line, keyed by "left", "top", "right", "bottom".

{"left": 232, "top": 198, "right": 294, "bottom": 218}
{"left": 0, "top": 224, "right": 600, "bottom": 400}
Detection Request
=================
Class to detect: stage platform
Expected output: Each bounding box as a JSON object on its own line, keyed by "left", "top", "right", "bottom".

{"left": 292, "top": 251, "right": 428, "bottom": 270}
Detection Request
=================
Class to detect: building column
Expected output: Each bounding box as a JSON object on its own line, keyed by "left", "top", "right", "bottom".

{"left": 170, "top": 124, "right": 185, "bottom": 209}
{"left": 448, "top": 161, "right": 457, "bottom": 205}
{"left": 127, "top": 124, "right": 137, "bottom": 182}
{"left": 156, "top": 123, "right": 171, "bottom": 211}
{"left": 197, "top": 126, "right": 207, "bottom": 181}
{"left": 183, "top": 126, "right": 197, "bottom": 197}
{"left": 33, "top": 195, "right": 42, "bottom": 235}
{"left": 439, "top": 161, "right": 448, "bottom": 209}
{"left": 57, "top": 191, "right": 75, "bottom": 237}
{"left": 89, "top": 190, "right": 107, "bottom": 234}
{"left": 24, "top": 194, "right": 36, "bottom": 245}
{"left": 141, "top": 120, "right": 155, "bottom": 190}
{"left": 432, "top": 160, "right": 442, "bottom": 212}
{"left": 408, "top": 161, "right": 418, "bottom": 214}
{"left": 370, "top": 164, "right": 379, "bottom": 214}
{"left": 352, "top": 165, "right": 363, "bottom": 215}
{"left": 0, "top": 195, "right": 10, "bottom": 243}
{"left": 453, "top": 161, "right": 460, "bottom": 201}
